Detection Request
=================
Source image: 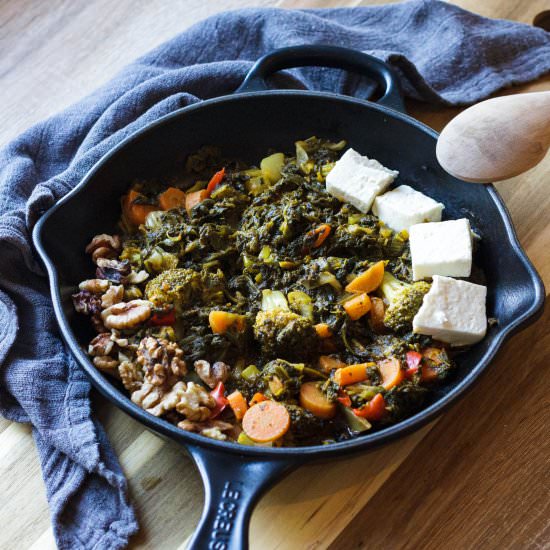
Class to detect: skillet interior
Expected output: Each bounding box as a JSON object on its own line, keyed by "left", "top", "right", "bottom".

{"left": 34, "top": 91, "right": 545, "bottom": 458}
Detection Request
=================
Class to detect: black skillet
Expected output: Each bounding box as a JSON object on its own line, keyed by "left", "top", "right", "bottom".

{"left": 32, "top": 45, "right": 545, "bottom": 549}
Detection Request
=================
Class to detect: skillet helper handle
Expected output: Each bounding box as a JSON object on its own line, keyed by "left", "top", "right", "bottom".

{"left": 236, "top": 44, "right": 405, "bottom": 113}
{"left": 186, "top": 445, "right": 296, "bottom": 550}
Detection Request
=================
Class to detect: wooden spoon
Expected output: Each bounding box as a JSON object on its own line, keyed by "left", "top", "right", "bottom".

{"left": 436, "top": 91, "right": 550, "bottom": 183}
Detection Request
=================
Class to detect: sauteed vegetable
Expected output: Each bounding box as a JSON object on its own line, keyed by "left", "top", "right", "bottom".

{"left": 73, "top": 137, "right": 485, "bottom": 446}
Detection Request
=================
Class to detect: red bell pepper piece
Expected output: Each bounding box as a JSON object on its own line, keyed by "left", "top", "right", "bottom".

{"left": 337, "top": 391, "right": 352, "bottom": 408}
{"left": 353, "top": 393, "right": 386, "bottom": 421}
{"left": 149, "top": 308, "right": 176, "bottom": 326}
{"left": 405, "top": 350, "right": 422, "bottom": 379}
{"left": 206, "top": 168, "right": 226, "bottom": 196}
{"left": 210, "top": 381, "right": 229, "bottom": 418}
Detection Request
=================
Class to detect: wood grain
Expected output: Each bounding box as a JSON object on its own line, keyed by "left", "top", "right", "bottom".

{"left": 0, "top": 1, "right": 548, "bottom": 549}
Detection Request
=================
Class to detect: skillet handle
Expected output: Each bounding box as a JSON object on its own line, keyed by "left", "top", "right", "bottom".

{"left": 186, "top": 444, "right": 298, "bottom": 550}
{"left": 236, "top": 44, "right": 405, "bottom": 113}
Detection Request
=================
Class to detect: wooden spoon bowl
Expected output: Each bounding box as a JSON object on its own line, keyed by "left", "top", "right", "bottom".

{"left": 436, "top": 91, "right": 550, "bottom": 183}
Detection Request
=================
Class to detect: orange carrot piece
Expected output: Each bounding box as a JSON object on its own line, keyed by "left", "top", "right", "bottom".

{"left": 227, "top": 390, "right": 248, "bottom": 420}
{"left": 318, "top": 355, "right": 346, "bottom": 374}
{"left": 334, "top": 363, "right": 372, "bottom": 386}
{"left": 345, "top": 261, "right": 385, "bottom": 294}
{"left": 159, "top": 187, "right": 186, "bottom": 210}
{"left": 369, "top": 296, "right": 387, "bottom": 334}
{"left": 378, "top": 358, "right": 404, "bottom": 390}
{"left": 206, "top": 168, "right": 226, "bottom": 196}
{"left": 308, "top": 224, "right": 332, "bottom": 248}
{"left": 249, "top": 392, "right": 268, "bottom": 407}
{"left": 343, "top": 293, "right": 371, "bottom": 321}
{"left": 208, "top": 311, "right": 246, "bottom": 334}
{"left": 353, "top": 393, "right": 386, "bottom": 421}
{"left": 185, "top": 189, "right": 209, "bottom": 214}
{"left": 122, "top": 189, "right": 158, "bottom": 226}
{"left": 299, "top": 382, "right": 337, "bottom": 419}
{"left": 314, "top": 323, "right": 333, "bottom": 339}
{"left": 242, "top": 401, "right": 290, "bottom": 443}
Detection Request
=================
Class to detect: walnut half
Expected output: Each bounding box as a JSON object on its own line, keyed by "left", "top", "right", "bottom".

{"left": 137, "top": 336, "right": 187, "bottom": 387}
{"left": 85, "top": 234, "right": 121, "bottom": 263}
{"left": 178, "top": 419, "right": 234, "bottom": 441}
{"left": 194, "top": 360, "right": 229, "bottom": 389}
{"left": 143, "top": 381, "right": 215, "bottom": 421}
{"left": 101, "top": 300, "right": 152, "bottom": 330}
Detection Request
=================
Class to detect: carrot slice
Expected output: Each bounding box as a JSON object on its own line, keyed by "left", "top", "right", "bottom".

{"left": 206, "top": 168, "right": 226, "bottom": 196}
{"left": 209, "top": 311, "right": 246, "bottom": 334}
{"left": 242, "top": 401, "right": 290, "bottom": 443}
{"left": 353, "top": 393, "right": 386, "bottom": 421}
{"left": 185, "top": 189, "right": 209, "bottom": 214}
{"left": 345, "top": 261, "right": 385, "bottom": 294}
{"left": 122, "top": 189, "right": 158, "bottom": 226}
{"left": 378, "top": 358, "right": 404, "bottom": 390}
{"left": 308, "top": 224, "right": 332, "bottom": 248}
{"left": 299, "top": 382, "right": 337, "bottom": 419}
{"left": 159, "top": 187, "right": 186, "bottom": 210}
{"left": 343, "top": 293, "right": 371, "bottom": 321}
{"left": 369, "top": 296, "right": 387, "bottom": 334}
{"left": 227, "top": 390, "right": 248, "bottom": 420}
{"left": 314, "top": 323, "right": 333, "bottom": 339}
{"left": 318, "top": 355, "right": 346, "bottom": 374}
{"left": 249, "top": 392, "right": 268, "bottom": 407}
{"left": 334, "top": 363, "right": 372, "bottom": 386}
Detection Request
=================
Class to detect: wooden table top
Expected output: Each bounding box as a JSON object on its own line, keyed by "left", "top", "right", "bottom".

{"left": 1, "top": 1, "right": 549, "bottom": 549}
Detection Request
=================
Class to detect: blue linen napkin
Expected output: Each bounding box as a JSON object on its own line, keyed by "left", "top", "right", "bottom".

{"left": 0, "top": 2, "right": 548, "bottom": 548}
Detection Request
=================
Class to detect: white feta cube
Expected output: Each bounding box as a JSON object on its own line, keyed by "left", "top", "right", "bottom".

{"left": 413, "top": 275, "right": 487, "bottom": 346}
{"left": 326, "top": 148, "right": 398, "bottom": 213}
{"left": 409, "top": 218, "right": 472, "bottom": 280}
{"left": 372, "top": 185, "right": 444, "bottom": 232}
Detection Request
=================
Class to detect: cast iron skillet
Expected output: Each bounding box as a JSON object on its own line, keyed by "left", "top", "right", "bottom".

{"left": 33, "top": 45, "right": 545, "bottom": 549}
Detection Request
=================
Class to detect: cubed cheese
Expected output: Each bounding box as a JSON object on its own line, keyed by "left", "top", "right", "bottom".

{"left": 409, "top": 218, "right": 472, "bottom": 280}
{"left": 372, "top": 185, "right": 444, "bottom": 232}
{"left": 326, "top": 148, "right": 398, "bottom": 212}
{"left": 413, "top": 275, "right": 487, "bottom": 346}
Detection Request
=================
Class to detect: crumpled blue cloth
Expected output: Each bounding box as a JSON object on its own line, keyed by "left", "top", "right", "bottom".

{"left": 0, "top": 2, "right": 548, "bottom": 548}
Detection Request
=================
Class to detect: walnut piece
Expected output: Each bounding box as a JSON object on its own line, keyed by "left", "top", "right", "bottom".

{"left": 85, "top": 234, "right": 121, "bottom": 263}
{"left": 72, "top": 290, "right": 102, "bottom": 315}
{"left": 79, "top": 279, "right": 110, "bottom": 293}
{"left": 145, "top": 381, "right": 215, "bottom": 421}
{"left": 101, "top": 300, "right": 152, "bottom": 330}
{"left": 93, "top": 356, "right": 119, "bottom": 371}
{"left": 88, "top": 333, "right": 114, "bottom": 356}
{"left": 96, "top": 258, "right": 131, "bottom": 283}
{"left": 194, "top": 360, "right": 229, "bottom": 389}
{"left": 101, "top": 285, "right": 124, "bottom": 309}
{"left": 119, "top": 360, "right": 144, "bottom": 392}
{"left": 137, "top": 336, "right": 187, "bottom": 387}
{"left": 178, "top": 419, "right": 234, "bottom": 441}
{"left": 131, "top": 382, "right": 164, "bottom": 410}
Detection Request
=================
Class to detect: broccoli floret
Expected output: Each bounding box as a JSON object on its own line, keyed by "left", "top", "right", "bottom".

{"left": 260, "top": 359, "right": 305, "bottom": 401}
{"left": 379, "top": 272, "right": 431, "bottom": 333}
{"left": 383, "top": 383, "right": 429, "bottom": 422}
{"left": 284, "top": 404, "right": 328, "bottom": 445}
{"left": 253, "top": 309, "right": 319, "bottom": 360}
{"left": 145, "top": 268, "right": 201, "bottom": 311}
{"left": 421, "top": 347, "right": 454, "bottom": 382}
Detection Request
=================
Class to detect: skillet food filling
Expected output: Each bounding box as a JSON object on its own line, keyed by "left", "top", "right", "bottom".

{"left": 73, "top": 137, "right": 487, "bottom": 446}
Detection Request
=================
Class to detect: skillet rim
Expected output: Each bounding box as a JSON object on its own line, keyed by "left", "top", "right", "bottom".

{"left": 32, "top": 89, "right": 546, "bottom": 460}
